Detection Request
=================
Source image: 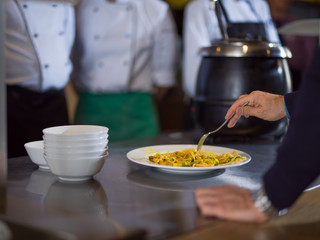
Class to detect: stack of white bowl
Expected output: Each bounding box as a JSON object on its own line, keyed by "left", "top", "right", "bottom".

{"left": 43, "top": 125, "right": 109, "bottom": 182}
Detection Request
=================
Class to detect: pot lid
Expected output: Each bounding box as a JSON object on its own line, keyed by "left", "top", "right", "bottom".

{"left": 199, "top": 39, "right": 292, "bottom": 58}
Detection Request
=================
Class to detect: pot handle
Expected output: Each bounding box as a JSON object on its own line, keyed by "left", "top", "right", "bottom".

{"left": 210, "top": 0, "right": 229, "bottom": 41}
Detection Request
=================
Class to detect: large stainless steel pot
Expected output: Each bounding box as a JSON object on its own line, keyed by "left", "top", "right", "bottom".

{"left": 194, "top": 39, "right": 292, "bottom": 137}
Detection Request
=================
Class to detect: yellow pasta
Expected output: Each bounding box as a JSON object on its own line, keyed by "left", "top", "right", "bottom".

{"left": 148, "top": 149, "right": 246, "bottom": 167}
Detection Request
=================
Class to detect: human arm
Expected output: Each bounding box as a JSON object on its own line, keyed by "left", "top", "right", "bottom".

{"left": 225, "top": 90, "right": 287, "bottom": 128}
{"left": 195, "top": 185, "right": 268, "bottom": 223}
{"left": 195, "top": 47, "right": 320, "bottom": 222}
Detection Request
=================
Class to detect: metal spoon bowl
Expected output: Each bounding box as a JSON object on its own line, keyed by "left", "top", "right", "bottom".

{"left": 196, "top": 101, "right": 249, "bottom": 151}
{"left": 196, "top": 119, "right": 229, "bottom": 152}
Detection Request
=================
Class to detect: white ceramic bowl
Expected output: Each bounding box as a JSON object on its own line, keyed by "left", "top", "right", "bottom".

{"left": 44, "top": 152, "right": 108, "bottom": 161}
{"left": 24, "top": 140, "right": 49, "bottom": 170}
{"left": 44, "top": 145, "right": 108, "bottom": 156}
{"left": 43, "top": 125, "right": 109, "bottom": 140}
{"left": 44, "top": 149, "right": 109, "bottom": 160}
{"left": 44, "top": 154, "right": 108, "bottom": 182}
{"left": 43, "top": 136, "right": 109, "bottom": 147}
{"left": 44, "top": 141, "right": 109, "bottom": 153}
{"left": 43, "top": 134, "right": 108, "bottom": 143}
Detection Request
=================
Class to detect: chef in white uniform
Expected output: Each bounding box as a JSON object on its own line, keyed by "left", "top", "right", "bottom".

{"left": 72, "top": 0, "right": 179, "bottom": 142}
{"left": 182, "top": 0, "right": 281, "bottom": 128}
{"left": 183, "top": 0, "right": 280, "bottom": 98}
{"left": 6, "top": 0, "right": 75, "bottom": 157}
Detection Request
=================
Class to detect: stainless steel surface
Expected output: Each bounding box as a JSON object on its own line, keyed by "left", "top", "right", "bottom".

{"left": 200, "top": 39, "right": 292, "bottom": 58}
{"left": 4, "top": 132, "right": 320, "bottom": 240}
{"left": 1, "top": 216, "right": 77, "bottom": 240}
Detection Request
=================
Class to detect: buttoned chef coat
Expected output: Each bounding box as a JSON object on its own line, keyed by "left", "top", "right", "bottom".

{"left": 73, "top": 0, "right": 178, "bottom": 94}
{"left": 182, "top": 0, "right": 281, "bottom": 98}
{"left": 5, "top": 0, "right": 75, "bottom": 92}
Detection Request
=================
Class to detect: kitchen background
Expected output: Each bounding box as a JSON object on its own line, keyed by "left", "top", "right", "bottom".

{"left": 1, "top": 0, "right": 320, "bottom": 165}
{"left": 64, "top": 0, "right": 320, "bottom": 131}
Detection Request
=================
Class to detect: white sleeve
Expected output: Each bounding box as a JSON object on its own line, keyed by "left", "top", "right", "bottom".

{"left": 65, "top": 4, "right": 76, "bottom": 55}
{"left": 182, "top": 1, "right": 212, "bottom": 98}
{"left": 152, "top": 7, "right": 179, "bottom": 88}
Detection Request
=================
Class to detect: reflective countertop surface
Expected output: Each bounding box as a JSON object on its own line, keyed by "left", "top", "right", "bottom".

{"left": 2, "top": 131, "right": 320, "bottom": 240}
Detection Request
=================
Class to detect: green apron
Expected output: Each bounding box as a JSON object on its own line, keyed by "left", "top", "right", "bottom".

{"left": 74, "top": 92, "right": 160, "bottom": 142}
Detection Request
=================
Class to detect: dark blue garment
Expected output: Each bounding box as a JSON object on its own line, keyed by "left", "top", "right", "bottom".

{"left": 284, "top": 91, "right": 298, "bottom": 117}
{"left": 264, "top": 47, "right": 320, "bottom": 210}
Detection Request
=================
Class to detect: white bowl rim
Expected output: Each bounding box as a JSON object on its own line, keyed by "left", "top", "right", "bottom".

{"left": 44, "top": 152, "right": 109, "bottom": 161}
{"left": 43, "top": 125, "right": 109, "bottom": 137}
{"left": 43, "top": 145, "right": 108, "bottom": 151}
{"left": 43, "top": 139, "right": 108, "bottom": 147}
{"left": 43, "top": 138, "right": 109, "bottom": 147}
{"left": 42, "top": 134, "right": 108, "bottom": 141}
{"left": 44, "top": 146, "right": 109, "bottom": 153}
{"left": 45, "top": 152, "right": 108, "bottom": 159}
{"left": 24, "top": 141, "right": 49, "bottom": 169}
{"left": 24, "top": 140, "right": 44, "bottom": 148}
{"left": 44, "top": 148, "right": 108, "bottom": 154}
{"left": 44, "top": 147, "right": 108, "bottom": 156}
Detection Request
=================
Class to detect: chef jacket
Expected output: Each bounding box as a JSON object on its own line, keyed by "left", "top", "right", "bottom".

{"left": 5, "top": 0, "right": 75, "bottom": 92}
{"left": 183, "top": 0, "right": 281, "bottom": 98}
{"left": 73, "top": 0, "right": 178, "bottom": 93}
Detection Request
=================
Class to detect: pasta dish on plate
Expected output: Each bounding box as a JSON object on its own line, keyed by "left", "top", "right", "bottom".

{"left": 148, "top": 148, "right": 246, "bottom": 167}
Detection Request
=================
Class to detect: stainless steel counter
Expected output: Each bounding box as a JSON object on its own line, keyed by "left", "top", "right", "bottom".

{"left": 2, "top": 132, "right": 320, "bottom": 240}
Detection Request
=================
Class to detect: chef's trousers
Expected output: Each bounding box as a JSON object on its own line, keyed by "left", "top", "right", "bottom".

{"left": 6, "top": 85, "right": 69, "bottom": 158}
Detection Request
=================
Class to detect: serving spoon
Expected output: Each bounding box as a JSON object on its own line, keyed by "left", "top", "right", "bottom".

{"left": 196, "top": 101, "right": 249, "bottom": 151}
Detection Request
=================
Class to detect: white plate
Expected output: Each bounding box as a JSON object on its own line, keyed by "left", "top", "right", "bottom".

{"left": 126, "top": 144, "right": 251, "bottom": 174}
